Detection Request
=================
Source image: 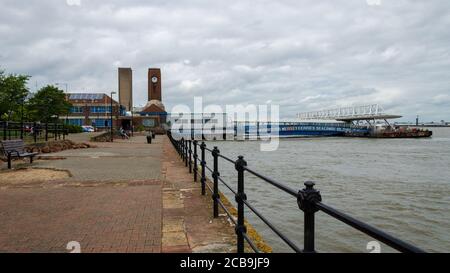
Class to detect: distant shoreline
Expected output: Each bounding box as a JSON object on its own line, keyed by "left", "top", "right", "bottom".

{"left": 399, "top": 125, "right": 450, "bottom": 128}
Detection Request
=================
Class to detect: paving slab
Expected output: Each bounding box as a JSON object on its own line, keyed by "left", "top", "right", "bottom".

{"left": 0, "top": 182, "right": 162, "bottom": 253}
{"left": 34, "top": 136, "right": 163, "bottom": 181}
{"left": 161, "top": 137, "right": 236, "bottom": 253}
{"left": 0, "top": 134, "right": 236, "bottom": 253}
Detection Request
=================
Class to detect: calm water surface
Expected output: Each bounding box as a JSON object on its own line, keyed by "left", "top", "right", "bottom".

{"left": 203, "top": 127, "right": 450, "bottom": 252}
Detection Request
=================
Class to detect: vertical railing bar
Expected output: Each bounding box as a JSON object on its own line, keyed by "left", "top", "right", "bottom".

{"left": 181, "top": 138, "right": 184, "bottom": 161}
{"left": 188, "top": 140, "right": 192, "bottom": 173}
{"left": 297, "top": 181, "right": 321, "bottom": 253}
{"left": 3, "top": 122, "right": 6, "bottom": 141}
{"left": 200, "top": 141, "right": 206, "bottom": 195}
{"left": 193, "top": 140, "right": 198, "bottom": 182}
{"left": 235, "top": 155, "right": 247, "bottom": 253}
{"left": 33, "top": 122, "right": 37, "bottom": 143}
{"left": 212, "top": 146, "right": 220, "bottom": 218}
{"left": 185, "top": 139, "right": 188, "bottom": 167}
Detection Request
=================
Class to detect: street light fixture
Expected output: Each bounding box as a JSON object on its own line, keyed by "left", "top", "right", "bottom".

{"left": 110, "top": 91, "right": 116, "bottom": 142}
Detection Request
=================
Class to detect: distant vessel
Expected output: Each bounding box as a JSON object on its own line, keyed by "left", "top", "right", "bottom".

{"left": 170, "top": 105, "right": 433, "bottom": 140}
{"left": 238, "top": 121, "right": 432, "bottom": 139}
{"left": 238, "top": 121, "right": 369, "bottom": 139}
{"left": 364, "top": 124, "right": 432, "bottom": 138}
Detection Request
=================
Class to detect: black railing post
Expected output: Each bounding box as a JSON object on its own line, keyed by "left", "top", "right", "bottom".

{"left": 20, "top": 121, "right": 24, "bottom": 140}
{"left": 235, "top": 155, "right": 247, "bottom": 253}
{"left": 182, "top": 138, "right": 185, "bottom": 162}
{"left": 188, "top": 140, "right": 192, "bottom": 173}
{"left": 45, "top": 123, "right": 48, "bottom": 142}
{"left": 181, "top": 138, "right": 185, "bottom": 160}
{"left": 297, "top": 181, "right": 322, "bottom": 253}
{"left": 185, "top": 139, "right": 188, "bottom": 167}
{"left": 55, "top": 123, "right": 58, "bottom": 140}
{"left": 193, "top": 140, "right": 198, "bottom": 182}
{"left": 33, "top": 122, "right": 37, "bottom": 143}
{"left": 7, "top": 152, "right": 12, "bottom": 169}
{"left": 3, "top": 122, "right": 6, "bottom": 141}
{"left": 180, "top": 138, "right": 184, "bottom": 158}
{"left": 200, "top": 142, "right": 206, "bottom": 195}
{"left": 212, "top": 146, "right": 220, "bottom": 218}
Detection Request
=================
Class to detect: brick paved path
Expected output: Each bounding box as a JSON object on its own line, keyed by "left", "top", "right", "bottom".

{"left": 0, "top": 135, "right": 235, "bottom": 253}
{"left": 161, "top": 137, "right": 235, "bottom": 253}
{"left": 0, "top": 135, "right": 163, "bottom": 253}
{"left": 0, "top": 181, "right": 162, "bottom": 253}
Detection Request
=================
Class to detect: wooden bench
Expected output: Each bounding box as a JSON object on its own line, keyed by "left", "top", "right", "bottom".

{"left": 1, "top": 139, "right": 38, "bottom": 169}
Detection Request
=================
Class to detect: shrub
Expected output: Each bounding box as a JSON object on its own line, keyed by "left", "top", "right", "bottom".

{"left": 65, "top": 124, "right": 83, "bottom": 133}
{"left": 135, "top": 125, "right": 145, "bottom": 132}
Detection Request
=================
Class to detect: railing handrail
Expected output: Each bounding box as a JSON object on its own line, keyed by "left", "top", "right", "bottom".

{"left": 1, "top": 120, "right": 68, "bottom": 142}
{"left": 167, "top": 131, "right": 426, "bottom": 253}
{"left": 243, "top": 165, "right": 298, "bottom": 197}
{"left": 315, "top": 202, "right": 425, "bottom": 253}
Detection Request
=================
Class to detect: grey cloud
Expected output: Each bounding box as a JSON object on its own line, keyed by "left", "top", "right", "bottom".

{"left": 1, "top": 0, "right": 449, "bottom": 121}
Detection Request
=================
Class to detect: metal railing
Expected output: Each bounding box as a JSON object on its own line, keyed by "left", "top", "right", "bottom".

{"left": 167, "top": 131, "right": 426, "bottom": 253}
{"left": 1, "top": 121, "right": 68, "bottom": 143}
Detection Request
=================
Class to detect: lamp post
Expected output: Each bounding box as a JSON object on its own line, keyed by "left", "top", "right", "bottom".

{"left": 110, "top": 91, "right": 116, "bottom": 142}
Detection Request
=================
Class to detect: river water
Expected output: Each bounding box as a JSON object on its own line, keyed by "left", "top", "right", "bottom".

{"left": 203, "top": 127, "right": 450, "bottom": 253}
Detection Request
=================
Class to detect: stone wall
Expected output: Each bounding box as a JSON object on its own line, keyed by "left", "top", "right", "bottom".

{"left": 90, "top": 132, "right": 112, "bottom": 142}
{"left": 24, "top": 140, "right": 95, "bottom": 154}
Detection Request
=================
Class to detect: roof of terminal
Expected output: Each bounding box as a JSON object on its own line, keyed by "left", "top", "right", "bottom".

{"left": 68, "top": 93, "right": 104, "bottom": 100}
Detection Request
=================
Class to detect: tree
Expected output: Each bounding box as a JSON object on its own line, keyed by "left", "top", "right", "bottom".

{"left": 0, "top": 70, "right": 30, "bottom": 121}
{"left": 28, "top": 85, "right": 72, "bottom": 122}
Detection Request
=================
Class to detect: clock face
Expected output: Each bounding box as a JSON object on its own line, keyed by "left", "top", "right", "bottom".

{"left": 151, "top": 76, "right": 158, "bottom": 83}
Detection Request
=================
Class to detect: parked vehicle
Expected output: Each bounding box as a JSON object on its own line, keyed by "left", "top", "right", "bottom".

{"left": 81, "top": 125, "right": 95, "bottom": 132}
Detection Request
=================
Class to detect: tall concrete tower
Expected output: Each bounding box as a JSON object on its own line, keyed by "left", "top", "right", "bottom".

{"left": 118, "top": 68, "right": 133, "bottom": 111}
{"left": 148, "top": 68, "right": 162, "bottom": 101}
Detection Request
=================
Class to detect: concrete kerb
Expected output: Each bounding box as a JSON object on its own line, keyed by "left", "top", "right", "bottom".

{"left": 187, "top": 161, "right": 272, "bottom": 253}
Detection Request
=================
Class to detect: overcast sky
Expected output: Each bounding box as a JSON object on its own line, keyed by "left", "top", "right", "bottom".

{"left": 1, "top": 0, "right": 449, "bottom": 121}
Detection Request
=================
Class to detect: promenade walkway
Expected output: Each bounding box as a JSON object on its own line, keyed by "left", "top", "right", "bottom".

{"left": 0, "top": 134, "right": 235, "bottom": 253}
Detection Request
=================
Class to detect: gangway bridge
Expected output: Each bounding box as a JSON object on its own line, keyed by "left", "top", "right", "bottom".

{"left": 297, "top": 104, "right": 402, "bottom": 122}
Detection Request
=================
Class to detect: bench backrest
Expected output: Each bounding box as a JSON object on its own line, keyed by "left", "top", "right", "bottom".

{"left": 1, "top": 139, "right": 26, "bottom": 156}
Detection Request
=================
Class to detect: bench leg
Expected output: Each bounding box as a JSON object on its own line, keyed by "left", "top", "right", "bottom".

{"left": 7, "top": 153, "right": 11, "bottom": 169}
{"left": 30, "top": 156, "right": 33, "bottom": 164}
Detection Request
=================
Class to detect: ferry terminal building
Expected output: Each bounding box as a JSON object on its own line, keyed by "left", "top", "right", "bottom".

{"left": 63, "top": 68, "right": 167, "bottom": 133}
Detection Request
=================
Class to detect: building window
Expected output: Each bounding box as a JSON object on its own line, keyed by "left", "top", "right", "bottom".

{"left": 70, "top": 106, "right": 83, "bottom": 113}
{"left": 66, "top": 119, "right": 83, "bottom": 126}
{"left": 143, "top": 119, "right": 156, "bottom": 127}
{"left": 93, "top": 119, "right": 110, "bottom": 128}
{"left": 90, "top": 106, "right": 112, "bottom": 113}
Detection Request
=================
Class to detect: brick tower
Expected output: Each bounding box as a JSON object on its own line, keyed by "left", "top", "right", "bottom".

{"left": 148, "top": 68, "right": 162, "bottom": 101}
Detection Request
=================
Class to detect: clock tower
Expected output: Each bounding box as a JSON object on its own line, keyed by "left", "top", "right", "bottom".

{"left": 148, "top": 68, "right": 162, "bottom": 101}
